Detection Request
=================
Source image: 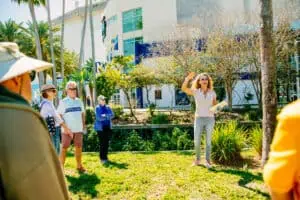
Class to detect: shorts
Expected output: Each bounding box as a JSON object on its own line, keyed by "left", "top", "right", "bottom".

{"left": 62, "top": 132, "right": 83, "bottom": 148}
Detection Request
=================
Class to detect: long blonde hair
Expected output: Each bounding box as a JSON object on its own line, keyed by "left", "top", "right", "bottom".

{"left": 191, "top": 73, "right": 214, "bottom": 90}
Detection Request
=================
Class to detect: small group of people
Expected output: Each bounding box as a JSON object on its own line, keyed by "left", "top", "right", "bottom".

{"left": 1, "top": 42, "right": 299, "bottom": 199}
{"left": 40, "top": 81, "right": 114, "bottom": 171}
{"left": 0, "top": 42, "right": 114, "bottom": 199}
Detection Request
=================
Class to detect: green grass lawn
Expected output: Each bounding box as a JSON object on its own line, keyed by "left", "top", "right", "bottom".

{"left": 64, "top": 151, "right": 269, "bottom": 200}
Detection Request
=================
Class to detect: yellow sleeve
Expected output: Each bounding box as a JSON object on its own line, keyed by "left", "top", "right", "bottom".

{"left": 263, "top": 116, "right": 298, "bottom": 194}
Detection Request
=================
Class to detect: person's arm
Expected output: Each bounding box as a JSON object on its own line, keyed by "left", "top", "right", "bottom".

{"left": 212, "top": 91, "right": 217, "bottom": 106}
{"left": 81, "top": 101, "right": 86, "bottom": 129}
{"left": 107, "top": 107, "right": 114, "bottom": 119}
{"left": 181, "top": 72, "right": 195, "bottom": 96}
{"left": 57, "top": 101, "right": 72, "bottom": 136}
{"left": 263, "top": 115, "right": 298, "bottom": 199}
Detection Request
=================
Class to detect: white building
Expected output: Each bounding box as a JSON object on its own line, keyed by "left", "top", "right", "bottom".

{"left": 53, "top": 0, "right": 300, "bottom": 108}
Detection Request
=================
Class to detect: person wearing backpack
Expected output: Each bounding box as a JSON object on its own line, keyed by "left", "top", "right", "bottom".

{"left": 40, "top": 84, "right": 71, "bottom": 155}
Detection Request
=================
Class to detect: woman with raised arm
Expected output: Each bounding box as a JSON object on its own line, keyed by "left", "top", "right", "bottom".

{"left": 181, "top": 72, "right": 217, "bottom": 168}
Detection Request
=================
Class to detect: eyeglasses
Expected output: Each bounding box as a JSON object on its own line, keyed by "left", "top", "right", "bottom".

{"left": 68, "top": 88, "right": 77, "bottom": 91}
{"left": 30, "top": 71, "right": 36, "bottom": 82}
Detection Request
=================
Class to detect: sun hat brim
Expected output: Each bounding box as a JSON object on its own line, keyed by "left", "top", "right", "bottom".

{"left": 0, "top": 56, "right": 53, "bottom": 83}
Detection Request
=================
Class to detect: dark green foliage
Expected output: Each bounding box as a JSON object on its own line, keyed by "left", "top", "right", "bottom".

{"left": 151, "top": 113, "right": 170, "bottom": 124}
{"left": 85, "top": 107, "right": 95, "bottom": 125}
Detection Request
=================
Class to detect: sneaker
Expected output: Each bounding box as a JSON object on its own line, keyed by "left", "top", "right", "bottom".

{"left": 205, "top": 161, "right": 212, "bottom": 169}
{"left": 193, "top": 160, "right": 201, "bottom": 166}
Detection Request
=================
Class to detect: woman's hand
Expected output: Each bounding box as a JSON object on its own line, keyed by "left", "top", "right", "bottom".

{"left": 185, "top": 72, "right": 196, "bottom": 81}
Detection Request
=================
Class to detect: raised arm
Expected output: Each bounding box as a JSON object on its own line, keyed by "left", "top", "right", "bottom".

{"left": 181, "top": 72, "right": 196, "bottom": 96}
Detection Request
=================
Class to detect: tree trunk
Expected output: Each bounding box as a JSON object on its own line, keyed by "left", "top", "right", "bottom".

{"left": 46, "top": 0, "right": 58, "bottom": 105}
{"left": 89, "top": 0, "right": 97, "bottom": 106}
{"left": 77, "top": 0, "right": 88, "bottom": 98}
{"left": 124, "top": 89, "right": 139, "bottom": 123}
{"left": 78, "top": 0, "right": 88, "bottom": 68}
{"left": 259, "top": 0, "right": 277, "bottom": 166}
{"left": 89, "top": 84, "right": 94, "bottom": 107}
{"left": 146, "top": 86, "right": 151, "bottom": 106}
{"left": 60, "top": 0, "right": 66, "bottom": 81}
{"left": 28, "top": 1, "right": 44, "bottom": 87}
{"left": 226, "top": 84, "right": 233, "bottom": 111}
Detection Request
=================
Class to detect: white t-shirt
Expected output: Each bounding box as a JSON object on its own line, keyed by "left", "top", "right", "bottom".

{"left": 57, "top": 97, "right": 84, "bottom": 133}
{"left": 192, "top": 89, "right": 216, "bottom": 117}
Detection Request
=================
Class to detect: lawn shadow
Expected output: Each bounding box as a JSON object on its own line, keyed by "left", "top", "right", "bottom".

{"left": 209, "top": 168, "right": 269, "bottom": 198}
{"left": 66, "top": 173, "right": 100, "bottom": 198}
{"left": 134, "top": 151, "right": 161, "bottom": 155}
{"left": 103, "top": 160, "right": 129, "bottom": 169}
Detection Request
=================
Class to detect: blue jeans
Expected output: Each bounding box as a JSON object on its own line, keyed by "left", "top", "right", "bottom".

{"left": 51, "top": 126, "right": 61, "bottom": 155}
{"left": 194, "top": 117, "right": 215, "bottom": 161}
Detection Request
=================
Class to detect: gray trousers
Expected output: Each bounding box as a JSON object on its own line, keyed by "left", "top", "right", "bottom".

{"left": 194, "top": 117, "right": 215, "bottom": 161}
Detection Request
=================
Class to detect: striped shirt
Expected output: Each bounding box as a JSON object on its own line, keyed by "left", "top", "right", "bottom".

{"left": 57, "top": 97, "right": 84, "bottom": 133}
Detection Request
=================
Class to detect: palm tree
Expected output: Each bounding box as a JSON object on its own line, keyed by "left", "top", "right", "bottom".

{"left": 13, "top": 0, "right": 45, "bottom": 86}
{"left": 259, "top": 0, "right": 277, "bottom": 166}
{"left": 79, "top": 0, "right": 89, "bottom": 68}
{"left": 45, "top": 0, "right": 57, "bottom": 103}
{"left": 89, "top": 0, "right": 96, "bottom": 106}
{"left": 60, "top": 0, "right": 66, "bottom": 81}
{"left": 21, "top": 21, "right": 60, "bottom": 81}
{"left": 77, "top": 0, "right": 89, "bottom": 98}
{"left": 0, "top": 19, "right": 22, "bottom": 42}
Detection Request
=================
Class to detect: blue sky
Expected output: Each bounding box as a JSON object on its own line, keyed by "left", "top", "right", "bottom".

{"left": 0, "top": 0, "right": 79, "bottom": 23}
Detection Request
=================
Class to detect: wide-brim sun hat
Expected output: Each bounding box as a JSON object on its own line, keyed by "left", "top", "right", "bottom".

{"left": 0, "top": 42, "right": 53, "bottom": 83}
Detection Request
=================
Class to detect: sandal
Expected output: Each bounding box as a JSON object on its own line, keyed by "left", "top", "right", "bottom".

{"left": 77, "top": 166, "right": 86, "bottom": 173}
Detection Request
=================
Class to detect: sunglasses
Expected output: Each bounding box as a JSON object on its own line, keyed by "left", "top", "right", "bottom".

{"left": 200, "top": 78, "right": 208, "bottom": 81}
{"left": 30, "top": 71, "right": 36, "bottom": 82}
{"left": 49, "top": 89, "right": 56, "bottom": 93}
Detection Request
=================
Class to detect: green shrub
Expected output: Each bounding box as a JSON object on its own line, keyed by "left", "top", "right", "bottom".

{"left": 141, "top": 141, "right": 155, "bottom": 151}
{"left": 211, "top": 121, "right": 246, "bottom": 165}
{"left": 170, "top": 127, "right": 193, "bottom": 150}
{"left": 110, "top": 130, "right": 128, "bottom": 151}
{"left": 248, "top": 110, "right": 261, "bottom": 121}
{"left": 151, "top": 113, "right": 170, "bottom": 124}
{"left": 152, "top": 131, "right": 171, "bottom": 150}
{"left": 177, "top": 133, "right": 194, "bottom": 150}
{"left": 123, "top": 130, "right": 145, "bottom": 151}
{"left": 111, "top": 104, "right": 124, "bottom": 119}
{"left": 148, "top": 103, "right": 156, "bottom": 117}
{"left": 85, "top": 107, "right": 95, "bottom": 125}
{"left": 250, "top": 125, "right": 262, "bottom": 157}
{"left": 83, "top": 125, "right": 98, "bottom": 152}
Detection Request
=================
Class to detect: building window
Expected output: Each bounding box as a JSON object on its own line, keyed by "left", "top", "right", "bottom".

{"left": 107, "top": 15, "right": 117, "bottom": 27}
{"left": 110, "top": 90, "right": 120, "bottom": 105}
{"left": 122, "top": 8, "right": 143, "bottom": 33}
{"left": 123, "top": 37, "right": 143, "bottom": 56}
{"left": 155, "top": 90, "right": 162, "bottom": 100}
